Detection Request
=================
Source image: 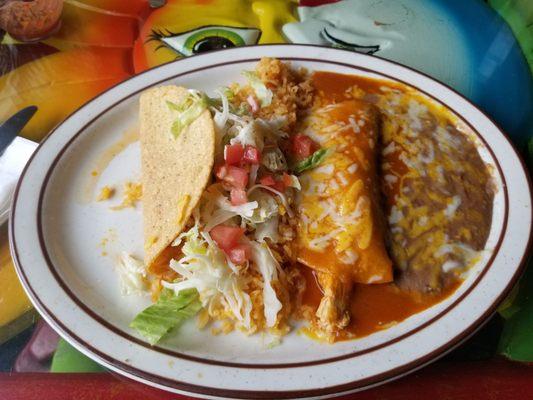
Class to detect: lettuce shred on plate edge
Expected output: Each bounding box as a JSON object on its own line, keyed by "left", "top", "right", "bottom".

{"left": 130, "top": 288, "right": 202, "bottom": 345}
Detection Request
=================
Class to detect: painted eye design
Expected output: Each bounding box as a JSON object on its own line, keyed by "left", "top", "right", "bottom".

{"left": 148, "top": 26, "right": 262, "bottom": 57}
{"left": 322, "top": 28, "right": 380, "bottom": 55}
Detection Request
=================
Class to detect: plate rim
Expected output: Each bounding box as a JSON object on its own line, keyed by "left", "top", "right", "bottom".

{"left": 33, "top": 56, "right": 512, "bottom": 369}
{"left": 9, "top": 44, "right": 533, "bottom": 398}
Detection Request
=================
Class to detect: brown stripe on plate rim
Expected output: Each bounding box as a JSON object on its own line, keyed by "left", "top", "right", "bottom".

{"left": 8, "top": 45, "right": 533, "bottom": 398}
{"left": 15, "top": 54, "right": 517, "bottom": 367}
{"left": 33, "top": 56, "right": 511, "bottom": 367}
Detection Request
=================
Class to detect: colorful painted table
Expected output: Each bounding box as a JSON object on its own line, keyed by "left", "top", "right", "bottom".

{"left": 1, "top": 0, "right": 532, "bottom": 398}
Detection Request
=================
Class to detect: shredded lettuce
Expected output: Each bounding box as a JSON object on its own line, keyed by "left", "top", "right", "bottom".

{"left": 220, "top": 198, "right": 258, "bottom": 218}
{"left": 248, "top": 184, "right": 293, "bottom": 218}
{"left": 212, "top": 89, "right": 230, "bottom": 135}
{"left": 245, "top": 190, "right": 280, "bottom": 243}
{"left": 172, "top": 221, "right": 200, "bottom": 247}
{"left": 230, "top": 120, "right": 264, "bottom": 151}
{"left": 294, "top": 148, "right": 331, "bottom": 174}
{"left": 222, "top": 86, "right": 235, "bottom": 100}
{"left": 166, "top": 89, "right": 208, "bottom": 138}
{"left": 247, "top": 190, "right": 279, "bottom": 224}
{"left": 286, "top": 174, "right": 301, "bottom": 190}
{"left": 262, "top": 148, "right": 287, "bottom": 172}
{"left": 249, "top": 164, "right": 259, "bottom": 188}
{"left": 235, "top": 103, "right": 251, "bottom": 116}
{"left": 130, "top": 288, "right": 201, "bottom": 345}
{"left": 254, "top": 217, "right": 279, "bottom": 243}
{"left": 254, "top": 117, "right": 287, "bottom": 140}
{"left": 209, "top": 87, "right": 248, "bottom": 137}
{"left": 198, "top": 184, "right": 257, "bottom": 231}
{"left": 203, "top": 209, "right": 238, "bottom": 232}
{"left": 117, "top": 252, "right": 147, "bottom": 296}
{"left": 242, "top": 70, "right": 273, "bottom": 107}
{"left": 163, "top": 226, "right": 253, "bottom": 329}
{"left": 249, "top": 241, "right": 282, "bottom": 328}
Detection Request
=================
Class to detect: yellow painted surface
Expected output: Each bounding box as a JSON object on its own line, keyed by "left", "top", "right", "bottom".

{"left": 0, "top": 226, "right": 32, "bottom": 327}
{"left": 135, "top": 0, "right": 296, "bottom": 71}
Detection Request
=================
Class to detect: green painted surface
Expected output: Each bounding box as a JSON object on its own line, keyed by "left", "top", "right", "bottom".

{"left": 50, "top": 339, "right": 106, "bottom": 373}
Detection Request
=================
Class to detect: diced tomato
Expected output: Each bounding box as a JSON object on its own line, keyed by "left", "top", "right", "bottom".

{"left": 227, "top": 243, "right": 251, "bottom": 264}
{"left": 243, "top": 145, "right": 261, "bottom": 164}
{"left": 215, "top": 164, "right": 227, "bottom": 180}
{"left": 291, "top": 134, "right": 317, "bottom": 160}
{"left": 259, "top": 174, "right": 275, "bottom": 186}
{"left": 230, "top": 188, "right": 248, "bottom": 205}
{"left": 224, "top": 144, "right": 244, "bottom": 165}
{"left": 272, "top": 180, "right": 286, "bottom": 192}
{"left": 260, "top": 174, "right": 286, "bottom": 192}
{"left": 282, "top": 172, "right": 292, "bottom": 187}
{"left": 209, "top": 225, "right": 244, "bottom": 251}
{"left": 216, "top": 164, "right": 249, "bottom": 189}
{"left": 224, "top": 166, "right": 248, "bottom": 189}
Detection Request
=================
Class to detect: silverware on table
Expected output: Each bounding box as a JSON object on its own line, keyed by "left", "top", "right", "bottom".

{"left": 0, "top": 106, "right": 39, "bottom": 225}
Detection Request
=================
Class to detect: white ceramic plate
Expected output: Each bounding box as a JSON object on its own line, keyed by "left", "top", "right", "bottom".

{"left": 10, "top": 45, "right": 532, "bottom": 399}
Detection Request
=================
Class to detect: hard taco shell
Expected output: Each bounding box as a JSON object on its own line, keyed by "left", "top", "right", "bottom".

{"left": 139, "top": 86, "right": 215, "bottom": 268}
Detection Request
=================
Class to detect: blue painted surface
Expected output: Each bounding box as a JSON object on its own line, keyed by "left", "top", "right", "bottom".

{"left": 287, "top": 0, "right": 533, "bottom": 147}
{"left": 435, "top": 0, "right": 533, "bottom": 148}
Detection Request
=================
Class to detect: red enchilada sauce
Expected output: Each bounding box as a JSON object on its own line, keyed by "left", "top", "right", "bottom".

{"left": 301, "top": 265, "right": 459, "bottom": 339}
{"left": 299, "top": 71, "right": 492, "bottom": 340}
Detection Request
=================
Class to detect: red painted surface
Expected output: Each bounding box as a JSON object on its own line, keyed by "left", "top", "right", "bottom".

{"left": 0, "top": 359, "right": 532, "bottom": 400}
{"left": 300, "top": 0, "right": 341, "bottom": 7}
